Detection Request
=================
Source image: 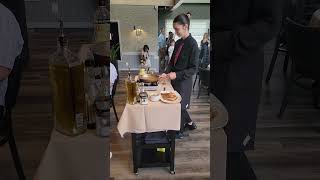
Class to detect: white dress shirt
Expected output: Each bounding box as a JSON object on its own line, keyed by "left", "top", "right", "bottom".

{"left": 0, "top": 3, "right": 24, "bottom": 106}
{"left": 110, "top": 63, "right": 118, "bottom": 95}
{"left": 168, "top": 45, "right": 174, "bottom": 61}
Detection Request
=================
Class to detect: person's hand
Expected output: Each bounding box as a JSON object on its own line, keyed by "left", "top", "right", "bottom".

{"left": 159, "top": 73, "right": 168, "bottom": 80}
{"left": 168, "top": 72, "right": 176, "bottom": 80}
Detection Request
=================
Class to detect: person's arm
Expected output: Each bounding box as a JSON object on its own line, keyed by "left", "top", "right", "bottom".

{"left": 0, "top": 66, "right": 11, "bottom": 80}
{"left": 309, "top": 9, "right": 320, "bottom": 27}
{"left": 164, "top": 59, "right": 172, "bottom": 74}
{"left": 168, "top": 46, "right": 174, "bottom": 60}
{"left": 158, "top": 34, "right": 163, "bottom": 48}
{"left": 164, "top": 43, "right": 179, "bottom": 74}
{"left": 199, "top": 42, "right": 204, "bottom": 60}
{"left": 175, "top": 42, "right": 199, "bottom": 81}
{"left": 228, "top": 0, "right": 282, "bottom": 58}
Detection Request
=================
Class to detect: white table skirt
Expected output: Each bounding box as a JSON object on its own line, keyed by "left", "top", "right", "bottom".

{"left": 34, "top": 130, "right": 108, "bottom": 180}
{"left": 117, "top": 80, "right": 181, "bottom": 137}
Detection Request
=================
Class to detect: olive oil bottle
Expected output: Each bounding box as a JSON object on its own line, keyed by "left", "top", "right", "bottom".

{"left": 94, "top": 0, "right": 109, "bottom": 42}
{"left": 49, "top": 20, "right": 86, "bottom": 136}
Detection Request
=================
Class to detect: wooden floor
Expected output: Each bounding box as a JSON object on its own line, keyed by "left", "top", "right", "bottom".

{"left": 247, "top": 42, "right": 320, "bottom": 180}
{"left": 0, "top": 30, "right": 320, "bottom": 180}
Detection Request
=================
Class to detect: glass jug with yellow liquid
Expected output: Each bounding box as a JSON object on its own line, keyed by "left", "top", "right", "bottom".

{"left": 125, "top": 64, "right": 137, "bottom": 105}
{"left": 49, "top": 36, "right": 87, "bottom": 136}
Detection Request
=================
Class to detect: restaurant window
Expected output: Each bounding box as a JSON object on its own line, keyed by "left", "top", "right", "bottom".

{"left": 165, "top": 19, "right": 210, "bottom": 48}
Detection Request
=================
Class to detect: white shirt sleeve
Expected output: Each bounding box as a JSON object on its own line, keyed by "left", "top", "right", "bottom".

{"left": 109, "top": 63, "right": 118, "bottom": 95}
{"left": 168, "top": 46, "right": 174, "bottom": 60}
{"left": 0, "top": 4, "right": 24, "bottom": 69}
{"left": 110, "top": 63, "right": 118, "bottom": 84}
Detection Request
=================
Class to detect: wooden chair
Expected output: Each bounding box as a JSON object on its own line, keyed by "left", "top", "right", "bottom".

{"left": 197, "top": 67, "right": 210, "bottom": 99}
{"left": 192, "top": 71, "right": 199, "bottom": 91}
{"left": 265, "top": 0, "right": 305, "bottom": 83}
{"left": 278, "top": 18, "right": 320, "bottom": 117}
{"left": 265, "top": 21, "right": 290, "bottom": 83}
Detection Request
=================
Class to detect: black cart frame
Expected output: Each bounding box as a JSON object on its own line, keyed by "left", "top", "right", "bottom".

{"left": 131, "top": 130, "right": 176, "bottom": 175}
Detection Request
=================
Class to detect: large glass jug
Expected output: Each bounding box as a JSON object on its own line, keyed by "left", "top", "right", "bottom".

{"left": 49, "top": 37, "right": 87, "bottom": 136}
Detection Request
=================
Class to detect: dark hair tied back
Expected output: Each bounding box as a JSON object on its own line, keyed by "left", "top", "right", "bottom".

{"left": 173, "top": 14, "right": 190, "bottom": 29}
{"left": 143, "top": 45, "right": 149, "bottom": 52}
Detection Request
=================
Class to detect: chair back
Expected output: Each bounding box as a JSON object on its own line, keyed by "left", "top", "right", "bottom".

{"left": 286, "top": 17, "right": 320, "bottom": 80}
{"left": 198, "top": 67, "right": 210, "bottom": 87}
{"left": 5, "top": 56, "right": 24, "bottom": 109}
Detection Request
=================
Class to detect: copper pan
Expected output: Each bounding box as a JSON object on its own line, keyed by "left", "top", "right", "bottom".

{"left": 139, "top": 74, "right": 159, "bottom": 83}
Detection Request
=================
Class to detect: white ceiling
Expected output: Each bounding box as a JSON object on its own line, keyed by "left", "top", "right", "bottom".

{"left": 183, "top": 0, "right": 210, "bottom": 3}
{"left": 171, "top": 0, "right": 209, "bottom": 11}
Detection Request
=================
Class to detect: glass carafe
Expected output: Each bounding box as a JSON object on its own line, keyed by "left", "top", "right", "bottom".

{"left": 126, "top": 75, "right": 137, "bottom": 105}
{"left": 49, "top": 37, "right": 87, "bottom": 136}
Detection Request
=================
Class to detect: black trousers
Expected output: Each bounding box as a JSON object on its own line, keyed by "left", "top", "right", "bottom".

{"left": 0, "top": 106, "right": 3, "bottom": 117}
{"left": 181, "top": 109, "right": 192, "bottom": 132}
{"left": 227, "top": 152, "right": 257, "bottom": 180}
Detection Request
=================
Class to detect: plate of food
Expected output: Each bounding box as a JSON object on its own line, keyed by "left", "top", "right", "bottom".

{"left": 160, "top": 91, "right": 181, "bottom": 104}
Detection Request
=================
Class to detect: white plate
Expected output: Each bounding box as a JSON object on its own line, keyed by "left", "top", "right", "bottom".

{"left": 149, "top": 94, "right": 160, "bottom": 102}
{"left": 160, "top": 91, "right": 181, "bottom": 104}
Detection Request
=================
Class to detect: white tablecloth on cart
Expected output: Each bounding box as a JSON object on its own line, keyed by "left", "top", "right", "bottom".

{"left": 117, "top": 81, "right": 181, "bottom": 137}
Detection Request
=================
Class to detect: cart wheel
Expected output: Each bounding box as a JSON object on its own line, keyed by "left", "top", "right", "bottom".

{"left": 170, "top": 171, "right": 175, "bottom": 175}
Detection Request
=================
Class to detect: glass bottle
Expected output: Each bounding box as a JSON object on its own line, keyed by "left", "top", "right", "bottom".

{"left": 49, "top": 20, "right": 86, "bottom": 136}
{"left": 125, "top": 68, "right": 137, "bottom": 105}
{"left": 93, "top": 0, "right": 108, "bottom": 43}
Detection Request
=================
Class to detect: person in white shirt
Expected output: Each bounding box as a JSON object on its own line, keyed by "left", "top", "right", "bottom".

{"left": 109, "top": 62, "right": 117, "bottom": 160}
{"left": 158, "top": 28, "right": 166, "bottom": 49}
{"left": 186, "top": 12, "right": 192, "bottom": 19}
{"left": 168, "top": 39, "right": 175, "bottom": 61}
{"left": 110, "top": 63, "right": 118, "bottom": 95}
{"left": 0, "top": 2, "right": 24, "bottom": 133}
{"left": 140, "top": 45, "right": 151, "bottom": 70}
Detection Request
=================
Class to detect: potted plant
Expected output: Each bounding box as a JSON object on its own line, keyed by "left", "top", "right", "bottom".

{"left": 110, "top": 43, "right": 120, "bottom": 62}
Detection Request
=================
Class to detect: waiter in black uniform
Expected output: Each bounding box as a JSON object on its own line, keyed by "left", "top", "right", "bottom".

{"left": 160, "top": 14, "right": 199, "bottom": 139}
{"left": 211, "top": 0, "right": 282, "bottom": 179}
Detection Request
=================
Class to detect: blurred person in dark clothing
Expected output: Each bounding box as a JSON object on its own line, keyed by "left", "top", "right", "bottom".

{"left": 199, "top": 32, "right": 210, "bottom": 68}
{"left": 160, "top": 14, "right": 199, "bottom": 139}
{"left": 211, "top": 0, "right": 282, "bottom": 179}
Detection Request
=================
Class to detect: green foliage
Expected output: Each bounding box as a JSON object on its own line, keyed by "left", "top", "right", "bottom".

{"left": 111, "top": 43, "right": 120, "bottom": 61}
